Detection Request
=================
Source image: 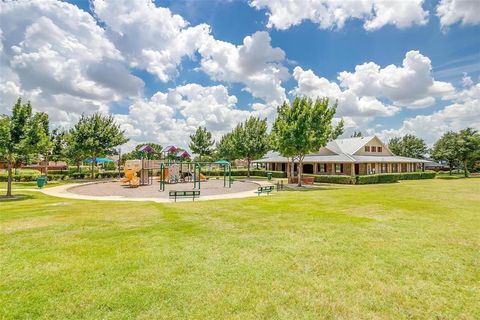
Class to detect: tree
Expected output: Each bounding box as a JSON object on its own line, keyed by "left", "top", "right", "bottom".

{"left": 0, "top": 98, "right": 47, "bottom": 197}
{"left": 50, "top": 129, "right": 67, "bottom": 164}
{"left": 64, "top": 130, "right": 87, "bottom": 173}
{"left": 272, "top": 96, "right": 343, "bottom": 186}
{"left": 122, "top": 143, "right": 163, "bottom": 162}
{"left": 68, "top": 113, "right": 128, "bottom": 178}
{"left": 431, "top": 131, "right": 460, "bottom": 175}
{"left": 351, "top": 131, "right": 363, "bottom": 137}
{"left": 215, "top": 132, "right": 238, "bottom": 162}
{"left": 456, "top": 128, "right": 480, "bottom": 177}
{"left": 28, "top": 112, "right": 53, "bottom": 177}
{"left": 233, "top": 117, "right": 269, "bottom": 178}
{"left": 189, "top": 127, "right": 214, "bottom": 162}
{"left": 388, "top": 134, "right": 427, "bottom": 159}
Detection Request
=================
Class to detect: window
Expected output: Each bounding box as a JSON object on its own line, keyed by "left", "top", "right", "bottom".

{"left": 371, "top": 146, "right": 377, "bottom": 152}
{"left": 335, "top": 164, "right": 343, "bottom": 173}
{"left": 364, "top": 146, "right": 370, "bottom": 152}
{"left": 381, "top": 163, "right": 387, "bottom": 173}
{"left": 318, "top": 163, "right": 326, "bottom": 173}
{"left": 377, "top": 146, "right": 382, "bottom": 152}
{"left": 392, "top": 163, "right": 398, "bottom": 172}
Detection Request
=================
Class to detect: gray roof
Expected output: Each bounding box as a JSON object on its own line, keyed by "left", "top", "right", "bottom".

{"left": 253, "top": 135, "right": 427, "bottom": 164}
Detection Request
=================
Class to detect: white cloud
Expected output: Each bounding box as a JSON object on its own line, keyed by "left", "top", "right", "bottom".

{"left": 436, "top": 0, "right": 480, "bottom": 28}
{"left": 377, "top": 81, "right": 480, "bottom": 144}
{"left": 250, "top": 0, "right": 428, "bottom": 31}
{"left": 118, "top": 84, "right": 251, "bottom": 149}
{"left": 338, "top": 50, "right": 455, "bottom": 108}
{"left": 198, "top": 31, "right": 289, "bottom": 105}
{"left": 92, "top": 0, "right": 211, "bottom": 82}
{"left": 0, "top": 0, "right": 143, "bottom": 123}
{"left": 292, "top": 66, "right": 399, "bottom": 120}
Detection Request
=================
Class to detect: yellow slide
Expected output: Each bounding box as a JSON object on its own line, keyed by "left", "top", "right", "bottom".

{"left": 199, "top": 173, "right": 207, "bottom": 182}
{"left": 122, "top": 160, "right": 142, "bottom": 187}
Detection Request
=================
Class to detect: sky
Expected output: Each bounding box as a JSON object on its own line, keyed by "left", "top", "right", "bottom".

{"left": 0, "top": 0, "right": 479, "bottom": 151}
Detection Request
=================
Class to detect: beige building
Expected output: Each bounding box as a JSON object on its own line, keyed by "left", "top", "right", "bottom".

{"left": 254, "top": 136, "right": 427, "bottom": 176}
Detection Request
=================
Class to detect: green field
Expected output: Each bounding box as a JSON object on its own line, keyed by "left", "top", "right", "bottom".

{"left": 1, "top": 179, "right": 479, "bottom": 319}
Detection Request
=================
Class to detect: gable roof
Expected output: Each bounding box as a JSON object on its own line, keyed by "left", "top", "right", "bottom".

{"left": 325, "top": 136, "right": 393, "bottom": 155}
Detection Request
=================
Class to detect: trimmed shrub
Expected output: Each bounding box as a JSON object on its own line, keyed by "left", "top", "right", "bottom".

{"left": 303, "top": 174, "right": 356, "bottom": 184}
{"left": 356, "top": 171, "right": 436, "bottom": 184}
{"left": 201, "top": 169, "right": 287, "bottom": 178}
{"left": 356, "top": 174, "right": 399, "bottom": 184}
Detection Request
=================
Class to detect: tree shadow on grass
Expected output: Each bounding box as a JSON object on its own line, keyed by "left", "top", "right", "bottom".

{"left": 0, "top": 194, "right": 35, "bottom": 202}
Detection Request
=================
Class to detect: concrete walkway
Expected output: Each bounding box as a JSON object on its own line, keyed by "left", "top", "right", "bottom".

{"left": 30, "top": 180, "right": 276, "bottom": 203}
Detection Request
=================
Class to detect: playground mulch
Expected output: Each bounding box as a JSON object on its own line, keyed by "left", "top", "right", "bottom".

{"left": 68, "top": 178, "right": 259, "bottom": 199}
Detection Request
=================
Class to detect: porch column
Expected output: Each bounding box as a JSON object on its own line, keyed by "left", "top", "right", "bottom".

{"left": 313, "top": 163, "right": 318, "bottom": 174}
{"left": 387, "top": 163, "right": 392, "bottom": 173}
{"left": 350, "top": 163, "right": 355, "bottom": 177}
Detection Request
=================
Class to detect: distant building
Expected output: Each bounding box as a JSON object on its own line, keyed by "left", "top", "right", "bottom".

{"left": 254, "top": 135, "right": 427, "bottom": 176}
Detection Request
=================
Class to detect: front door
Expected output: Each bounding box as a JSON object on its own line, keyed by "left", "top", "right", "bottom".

{"left": 355, "top": 164, "right": 360, "bottom": 175}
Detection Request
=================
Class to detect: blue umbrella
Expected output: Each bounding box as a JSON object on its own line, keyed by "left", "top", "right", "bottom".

{"left": 83, "top": 157, "right": 114, "bottom": 163}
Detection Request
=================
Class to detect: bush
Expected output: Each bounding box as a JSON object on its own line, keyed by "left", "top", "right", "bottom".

{"left": 303, "top": 174, "right": 356, "bottom": 184}
{"left": 201, "top": 169, "right": 287, "bottom": 178}
{"left": 0, "top": 169, "right": 42, "bottom": 182}
{"left": 356, "top": 174, "right": 399, "bottom": 184}
{"left": 356, "top": 171, "right": 436, "bottom": 184}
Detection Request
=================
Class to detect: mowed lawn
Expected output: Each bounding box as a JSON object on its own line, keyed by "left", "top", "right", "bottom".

{"left": 1, "top": 179, "right": 479, "bottom": 319}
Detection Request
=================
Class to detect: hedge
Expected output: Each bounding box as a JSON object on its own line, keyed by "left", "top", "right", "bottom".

{"left": 303, "top": 174, "right": 356, "bottom": 184}
{"left": 356, "top": 174, "right": 399, "bottom": 184}
{"left": 356, "top": 171, "right": 436, "bottom": 184}
{"left": 201, "top": 169, "right": 287, "bottom": 178}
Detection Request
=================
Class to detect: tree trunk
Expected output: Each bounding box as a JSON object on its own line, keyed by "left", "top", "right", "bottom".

{"left": 6, "top": 157, "right": 13, "bottom": 197}
{"left": 463, "top": 160, "right": 469, "bottom": 177}
{"left": 286, "top": 157, "right": 290, "bottom": 179}
{"left": 247, "top": 158, "right": 251, "bottom": 178}
{"left": 44, "top": 155, "right": 49, "bottom": 180}
{"left": 91, "top": 156, "right": 95, "bottom": 179}
{"left": 449, "top": 162, "right": 452, "bottom": 175}
{"left": 77, "top": 161, "right": 80, "bottom": 173}
{"left": 290, "top": 157, "right": 295, "bottom": 183}
{"left": 298, "top": 157, "right": 303, "bottom": 187}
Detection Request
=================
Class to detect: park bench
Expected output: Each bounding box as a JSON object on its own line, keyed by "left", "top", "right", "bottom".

{"left": 169, "top": 190, "right": 200, "bottom": 202}
{"left": 255, "top": 186, "right": 274, "bottom": 196}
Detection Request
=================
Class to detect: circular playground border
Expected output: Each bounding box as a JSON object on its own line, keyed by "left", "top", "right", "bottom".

{"left": 40, "top": 179, "right": 274, "bottom": 203}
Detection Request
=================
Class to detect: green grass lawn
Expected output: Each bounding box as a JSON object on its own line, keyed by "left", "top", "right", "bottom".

{"left": 1, "top": 179, "right": 479, "bottom": 319}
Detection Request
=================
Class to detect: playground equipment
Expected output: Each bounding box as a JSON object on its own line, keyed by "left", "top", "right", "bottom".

{"left": 159, "top": 160, "right": 232, "bottom": 191}
{"left": 122, "top": 144, "right": 231, "bottom": 192}
{"left": 121, "top": 160, "right": 142, "bottom": 187}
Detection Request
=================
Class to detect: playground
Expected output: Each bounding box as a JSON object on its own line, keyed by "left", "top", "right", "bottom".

{"left": 67, "top": 178, "right": 261, "bottom": 200}
{"left": 61, "top": 145, "right": 270, "bottom": 202}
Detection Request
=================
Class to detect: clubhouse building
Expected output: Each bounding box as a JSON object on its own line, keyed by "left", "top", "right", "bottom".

{"left": 254, "top": 136, "right": 427, "bottom": 176}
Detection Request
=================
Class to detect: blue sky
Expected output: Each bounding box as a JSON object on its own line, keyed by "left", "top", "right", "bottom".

{"left": 1, "top": 0, "right": 479, "bottom": 149}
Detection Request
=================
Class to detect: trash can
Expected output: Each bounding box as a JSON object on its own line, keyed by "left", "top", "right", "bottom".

{"left": 36, "top": 176, "right": 47, "bottom": 188}
{"left": 266, "top": 172, "right": 273, "bottom": 181}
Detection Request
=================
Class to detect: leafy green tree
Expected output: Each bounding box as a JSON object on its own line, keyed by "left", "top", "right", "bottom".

{"left": 122, "top": 143, "right": 163, "bottom": 162}
{"left": 388, "top": 134, "right": 427, "bottom": 159}
{"left": 50, "top": 129, "right": 67, "bottom": 164}
{"left": 0, "top": 98, "right": 48, "bottom": 197}
{"left": 215, "top": 132, "right": 238, "bottom": 162}
{"left": 65, "top": 130, "right": 87, "bottom": 173}
{"left": 189, "top": 127, "right": 214, "bottom": 162}
{"left": 272, "top": 96, "right": 343, "bottom": 186}
{"left": 28, "top": 112, "right": 53, "bottom": 177}
{"left": 456, "top": 128, "right": 480, "bottom": 177}
{"left": 351, "top": 131, "right": 363, "bottom": 137}
{"left": 233, "top": 117, "right": 269, "bottom": 178}
{"left": 431, "top": 131, "right": 460, "bottom": 175}
{"left": 68, "top": 113, "right": 128, "bottom": 178}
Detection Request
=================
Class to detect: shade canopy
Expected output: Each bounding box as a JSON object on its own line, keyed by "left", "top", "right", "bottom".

{"left": 139, "top": 145, "right": 154, "bottom": 153}
{"left": 214, "top": 160, "right": 230, "bottom": 165}
{"left": 84, "top": 157, "right": 114, "bottom": 163}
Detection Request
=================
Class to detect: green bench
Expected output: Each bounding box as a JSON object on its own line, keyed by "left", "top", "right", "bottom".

{"left": 255, "top": 186, "right": 274, "bottom": 196}
{"left": 169, "top": 190, "right": 200, "bottom": 202}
